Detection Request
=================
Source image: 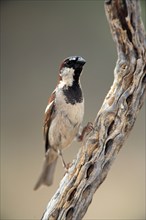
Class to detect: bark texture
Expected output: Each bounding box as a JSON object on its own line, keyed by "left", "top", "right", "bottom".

{"left": 42, "top": 0, "right": 146, "bottom": 219}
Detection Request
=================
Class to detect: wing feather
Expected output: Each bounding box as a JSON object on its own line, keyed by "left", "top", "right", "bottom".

{"left": 43, "top": 92, "right": 56, "bottom": 152}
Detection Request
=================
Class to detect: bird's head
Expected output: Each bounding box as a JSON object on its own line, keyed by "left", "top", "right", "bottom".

{"left": 59, "top": 56, "right": 86, "bottom": 86}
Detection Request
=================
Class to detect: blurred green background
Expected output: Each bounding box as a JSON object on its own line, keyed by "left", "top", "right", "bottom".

{"left": 1, "top": 0, "right": 145, "bottom": 219}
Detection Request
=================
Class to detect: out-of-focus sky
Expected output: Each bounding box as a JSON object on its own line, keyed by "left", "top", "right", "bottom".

{"left": 1, "top": 0, "right": 145, "bottom": 219}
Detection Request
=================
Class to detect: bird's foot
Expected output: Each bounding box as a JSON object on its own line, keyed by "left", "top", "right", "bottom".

{"left": 77, "top": 122, "right": 94, "bottom": 142}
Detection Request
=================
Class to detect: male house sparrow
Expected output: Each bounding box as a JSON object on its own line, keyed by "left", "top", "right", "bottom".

{"left": 34, "top": 56, "right": 87, "bottom": 190}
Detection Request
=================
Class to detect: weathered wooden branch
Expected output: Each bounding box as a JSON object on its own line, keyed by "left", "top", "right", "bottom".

{"left": 42, "top": 0, "right": 146, "bottom": 219}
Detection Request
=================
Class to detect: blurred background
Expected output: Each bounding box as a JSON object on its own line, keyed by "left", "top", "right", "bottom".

{"left": 1, "top": 0, "right": 145, "bottom": 219}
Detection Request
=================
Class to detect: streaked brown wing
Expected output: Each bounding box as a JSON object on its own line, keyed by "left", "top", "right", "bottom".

{"left": 43, "top": 92, "right": 56, "bottom": 152}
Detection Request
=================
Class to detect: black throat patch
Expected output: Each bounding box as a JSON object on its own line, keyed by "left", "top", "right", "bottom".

{"left": 63, "top": 81, "right": 83, "bottom": 105}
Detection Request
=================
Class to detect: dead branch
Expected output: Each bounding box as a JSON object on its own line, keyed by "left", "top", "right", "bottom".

{"left": 41, "top": 0, "right": 146, "bottom": 219}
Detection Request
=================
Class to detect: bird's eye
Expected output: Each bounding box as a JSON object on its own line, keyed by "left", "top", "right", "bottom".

{"left": 65, "top": 60, "right": 72, "bottom": 67}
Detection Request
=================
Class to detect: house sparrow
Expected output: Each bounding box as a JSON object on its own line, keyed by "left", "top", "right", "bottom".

{"left": 34, "top": 56, "right": 88, "bottom": 190}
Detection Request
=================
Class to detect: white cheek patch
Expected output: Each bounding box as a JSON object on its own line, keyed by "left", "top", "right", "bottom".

{"left": 60, "top": 67, "right": 72, "bottom": 75}
{"left": 60, "top": 67, "right": 74, "bottom": 86}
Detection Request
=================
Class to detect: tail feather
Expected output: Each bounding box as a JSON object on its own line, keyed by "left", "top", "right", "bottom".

{"left": 34, "top": 158, "right": 57, "bottom": 190}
